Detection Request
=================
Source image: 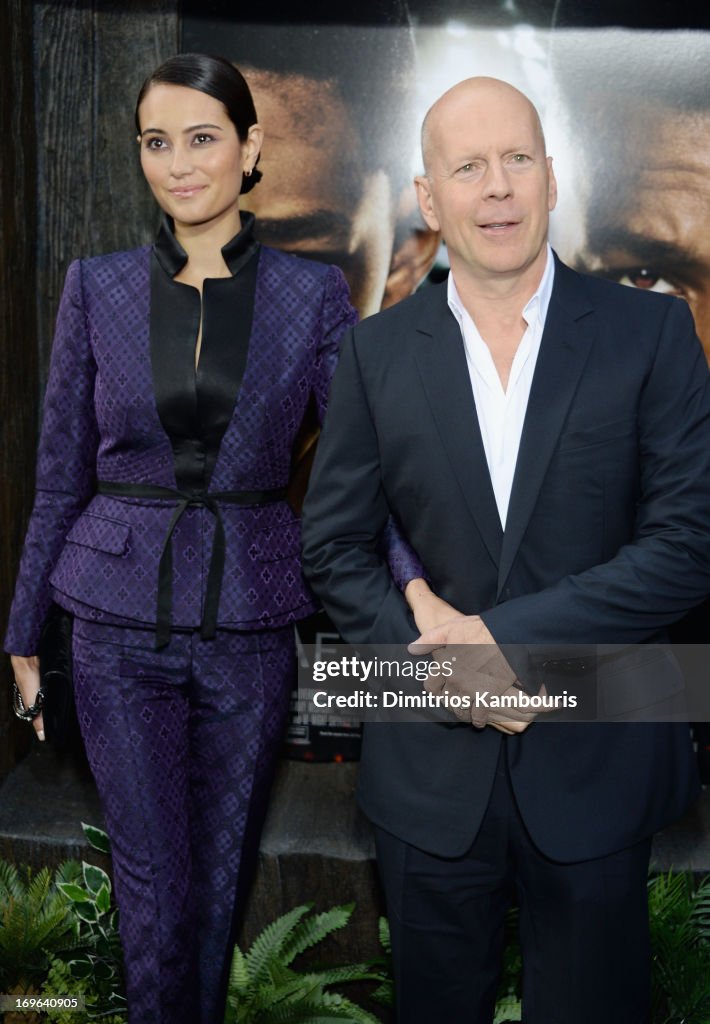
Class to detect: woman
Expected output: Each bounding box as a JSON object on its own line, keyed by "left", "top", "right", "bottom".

{"left": 6, "top": 53, "right": 424, "bottom": 1023}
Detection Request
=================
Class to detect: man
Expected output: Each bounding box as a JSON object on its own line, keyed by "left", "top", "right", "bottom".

{"left": 302, "top": 78, "right": 710, "bottom": 1022}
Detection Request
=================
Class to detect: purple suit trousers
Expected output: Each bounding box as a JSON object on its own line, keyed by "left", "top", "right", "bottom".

{"left": 73, "top": 619, "right": 294, "bottom": 1024}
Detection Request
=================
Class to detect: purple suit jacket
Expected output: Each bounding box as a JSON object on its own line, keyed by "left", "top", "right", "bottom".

{"left": 7, "top": 243, "right": 401, "bottom": 655}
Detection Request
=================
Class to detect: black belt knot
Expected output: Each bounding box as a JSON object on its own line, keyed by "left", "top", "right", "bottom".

{"left": 97, "top": 481, "right": 288, "bottom": 648}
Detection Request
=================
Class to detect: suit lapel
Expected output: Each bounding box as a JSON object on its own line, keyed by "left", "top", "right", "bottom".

{"left": 496, "top": 260, "right": 596, "bottom": 597}
{"left": 413, "top": 284, "right": 503, "bottom": 568}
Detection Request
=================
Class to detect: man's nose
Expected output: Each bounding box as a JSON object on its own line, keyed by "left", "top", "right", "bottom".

{"left": 482, "top": 159, "right": 512, "bottom": 200}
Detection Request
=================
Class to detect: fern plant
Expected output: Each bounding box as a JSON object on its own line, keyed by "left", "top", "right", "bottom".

{"left": 368, "top": 917, "right": 393, "bottom": 1011}
{"left": 648, "top": 871, "right": 710, "bottom": 1024}
{"left": 0, "top": 858, "right": 80, "bottom": 991}
{"left": 224, "top": 902, "right": 385, "bottom": 1023}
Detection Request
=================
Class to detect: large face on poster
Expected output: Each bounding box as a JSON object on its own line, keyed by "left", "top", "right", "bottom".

{"left": 184, "top": 6, "right": 710, "bottom": 361}
{"left": 548, "top": 30, "right": 710, "bottom": 362}
{"left": 185, "top": 3, "right": 440, "bottom": 318}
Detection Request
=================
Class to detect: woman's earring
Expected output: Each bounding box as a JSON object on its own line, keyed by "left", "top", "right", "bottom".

{"left": 244, "top": 168, "right": 253, "bottom": 178}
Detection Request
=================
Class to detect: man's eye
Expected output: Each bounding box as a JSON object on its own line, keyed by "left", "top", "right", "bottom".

{"left": 617, "top": 269, "right": 679, "bottom": 295}
{"left": 456, "top": 162, "right": 482, "bottom": 177}
{"left": 510, "top": 154, "right": 530, "bottom": 163}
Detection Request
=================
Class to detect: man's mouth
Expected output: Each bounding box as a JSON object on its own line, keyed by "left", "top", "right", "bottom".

{"left": 479, "top": 220, "right": 519, "bottom": 230}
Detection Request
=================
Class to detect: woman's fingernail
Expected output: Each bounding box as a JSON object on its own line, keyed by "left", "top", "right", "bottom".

{"left": 37, "top": 730, "right": 46, "bottom": 742}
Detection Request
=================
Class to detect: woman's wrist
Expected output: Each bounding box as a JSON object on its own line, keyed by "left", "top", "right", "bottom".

{"left": 404, "top": 577, "right": 433, "bottom": 610}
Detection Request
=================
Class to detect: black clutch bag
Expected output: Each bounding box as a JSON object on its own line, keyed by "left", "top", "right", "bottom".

{"left": 38, "top": 603, "right": 77, "bottom": 748}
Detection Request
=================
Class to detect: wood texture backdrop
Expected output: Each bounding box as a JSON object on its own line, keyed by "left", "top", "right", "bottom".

{"left": 1, "top": 0, "right": 178, "bottom": 776}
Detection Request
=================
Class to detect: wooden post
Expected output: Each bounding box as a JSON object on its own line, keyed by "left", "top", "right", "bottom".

{"left": 0, "top": 0, "right": 38, "bottom": 777}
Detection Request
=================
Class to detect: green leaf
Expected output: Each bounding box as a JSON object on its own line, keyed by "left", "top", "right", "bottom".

{"left": 69, "top": 957, "right": 93, "bottom": 979}
{"left": 299, "top": 965, "right": 385, "bottom": 988}
{"left": 74, "top": 901, "right": 99, "bottom": 924}
{"left": 55, "top": 860, "right": 83, "bottom": 886}
{"left": 82, "top": 822, "right": 112, "bottom": 855}
{"left": 377, "top": 916, "right": 391, "bottom": 955}
{"left": 257, "top": 1001, "right": 375, "bottom": 1024}
{"left": 95, "top": 884, "right": 111, "bottom": 914}
{"left": 94, "top": 958, "right": 115, "bottom": 981}
{"left": 281, "top": 904, "right": 355, "bottom": 966}
{"left": 370, "top": 981, "right": 393, "bottom": 1008}
{"left": 228, "top": 943, "right": 250, "bottom": 996}
{"left": 321, "top": 995, "right": 382, "bottom": 1024}
{"left": 494, "top": 994, "right": 523, "bottom": 1022}
{"left": 0, "top": 860, "right": 24, "bottom": 902}
{"left": 245, "top": 904, "right": 313, "bottom": 988}
{"left": 83, "top": 862, "right": 111, "bottom": 897}
{"left": 57, "top": 881, "right": 92, "bottom": 903}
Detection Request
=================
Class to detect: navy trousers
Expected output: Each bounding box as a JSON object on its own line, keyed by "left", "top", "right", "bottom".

{"left": 374, "top": 745, "right": 652, "bottom": 1024}
{"left": 72, "top": 618, "right": 294, "bottom": 1024}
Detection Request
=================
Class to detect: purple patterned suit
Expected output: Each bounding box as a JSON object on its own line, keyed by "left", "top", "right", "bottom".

{"left": 5, "top": 224, "right": 368, "bottom": 1023}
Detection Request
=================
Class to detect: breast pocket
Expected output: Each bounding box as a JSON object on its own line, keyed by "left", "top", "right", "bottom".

{"left": 556, "top": 416, "right": 636, "bottom": 453}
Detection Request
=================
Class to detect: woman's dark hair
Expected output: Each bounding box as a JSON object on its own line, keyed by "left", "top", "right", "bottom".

{"left": 135, "top": 52, "right": 262, "bottom": 194}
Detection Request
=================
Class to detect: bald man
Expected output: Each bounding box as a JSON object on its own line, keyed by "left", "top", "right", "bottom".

{"left": 302, "top": 79, "right": 710, "bottom": 1022}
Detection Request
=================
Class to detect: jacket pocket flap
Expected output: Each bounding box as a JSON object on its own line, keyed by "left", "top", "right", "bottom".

{"left": 65, "top": 513, "right": 130, "bottom": 555}
{"left": 557, "top": 416, "right": 636, "bottom": 452}
{"left": 598, "top": 647, "right": 685, "bottom": 718}
{"left": 251, "top": 519, "right": 301, "bottom": 562}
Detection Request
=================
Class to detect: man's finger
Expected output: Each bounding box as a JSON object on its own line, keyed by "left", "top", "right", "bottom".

{"left": 423, "top": 670, "right": 447, "bottom": 696}
{"left": 408, "top": 636, "right": 447, "bottom": 655}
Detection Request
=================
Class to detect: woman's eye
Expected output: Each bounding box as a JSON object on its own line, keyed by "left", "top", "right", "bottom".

{"left": 193, "top": 134, "right": 214, "bottom": 145}
{"left": 145, "top": 137, "right": 166, "bottom": 150}
{"left": 617, "top": 269, "right": 679, "bottom": 296}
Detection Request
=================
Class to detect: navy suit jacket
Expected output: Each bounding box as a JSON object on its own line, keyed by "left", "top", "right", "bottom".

{"left": 302, "top": 256, "right": 710, "bottom": 862}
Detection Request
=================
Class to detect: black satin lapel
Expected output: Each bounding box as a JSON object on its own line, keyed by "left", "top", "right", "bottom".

{"left": 149, "top": 252, "right": 201, "bottom": 452}
{"left": 414, "top": 299, "right": 503, "bottom": 569}
{"left": 496, "top": 290, "right": 596, "bottom": 598}
{"left": 196, "top": 244, "right": 260, "bottom": 470}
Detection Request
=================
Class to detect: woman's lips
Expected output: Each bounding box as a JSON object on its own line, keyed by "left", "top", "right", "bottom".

{"left": 169, "top": 185, "right": 206, "bottom": 198}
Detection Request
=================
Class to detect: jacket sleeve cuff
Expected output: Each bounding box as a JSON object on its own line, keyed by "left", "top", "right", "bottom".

{"left": 381, "top": 517, "right": 429, "bottom": 592}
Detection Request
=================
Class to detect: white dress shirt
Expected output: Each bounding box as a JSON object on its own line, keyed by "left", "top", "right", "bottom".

{"left": 447, "top": 245, "right": 555, "bottom": 529}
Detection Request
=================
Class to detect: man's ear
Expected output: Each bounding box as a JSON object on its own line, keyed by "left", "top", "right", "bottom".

{"left": 382, "top": 226, "right": 440, "bottom": 309}
{"left": 381, "top": 186, "right": 440, "bottom": 309}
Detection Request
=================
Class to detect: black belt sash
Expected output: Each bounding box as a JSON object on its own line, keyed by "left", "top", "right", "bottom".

{"left": 97, "top": 481, "right": 288, "bottom": 649}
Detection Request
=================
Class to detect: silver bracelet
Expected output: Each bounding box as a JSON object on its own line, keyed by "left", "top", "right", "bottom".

{"left": 12, "top": 681, "right": 44, "bottom": 722}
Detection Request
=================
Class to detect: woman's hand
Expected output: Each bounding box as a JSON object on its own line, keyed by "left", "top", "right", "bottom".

{"left": 10, "top": 655, "right": 45, "bottom": 741}
{"left": 404, "top": 578, "right": 464, "bottom": 635}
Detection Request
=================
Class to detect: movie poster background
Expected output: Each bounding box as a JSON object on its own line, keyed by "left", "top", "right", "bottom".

{"left": 183, "top": 1, "right": 710, "bottom": 760}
